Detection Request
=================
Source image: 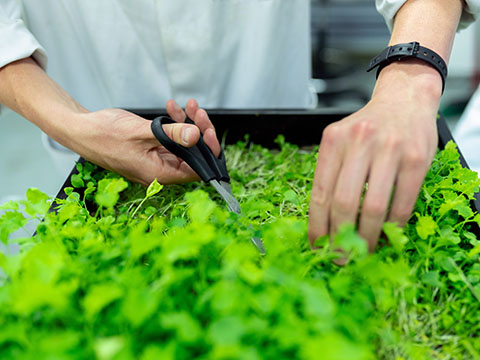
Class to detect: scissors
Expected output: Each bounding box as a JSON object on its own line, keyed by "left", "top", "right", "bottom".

{"left": 151, "top": 116, "right": 266, "bottom": 255}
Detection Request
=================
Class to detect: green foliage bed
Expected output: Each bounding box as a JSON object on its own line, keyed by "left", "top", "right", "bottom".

{"left": 1, "top": 138, "right": 480, "bottom": 359}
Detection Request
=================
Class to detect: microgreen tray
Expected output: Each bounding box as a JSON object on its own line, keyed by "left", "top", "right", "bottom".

{"left": 8, "top": 110, "right": 480, "bottom": 359}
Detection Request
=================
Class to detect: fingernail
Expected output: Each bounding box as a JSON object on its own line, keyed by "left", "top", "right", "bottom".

{"left": 182, "top": 127, "right": 192, "bottom": 145}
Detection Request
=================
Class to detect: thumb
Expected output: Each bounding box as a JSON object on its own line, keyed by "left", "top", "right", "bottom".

{"left": 162, "top": 123, "right": 200, "bottom": 147}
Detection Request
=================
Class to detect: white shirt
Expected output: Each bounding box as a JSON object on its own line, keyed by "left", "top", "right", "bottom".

{"left": 454, "top": 86, "right": 480, "bottom": 172}
{"left": 376, "top": 0, "right": 480, "bottom": 31}
{"left": 2, "top": 1, "right": 479, "bottom": 111}
{"left": 0, "top": 0, "right": 315, "bottom": 111}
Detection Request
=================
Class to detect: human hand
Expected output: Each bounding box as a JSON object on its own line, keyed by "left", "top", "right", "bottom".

{"left": 70, "top": 99, "right": 220, "bottom": 186}
{"left": 308, "top": 60, "right": 441, "bottom": 252}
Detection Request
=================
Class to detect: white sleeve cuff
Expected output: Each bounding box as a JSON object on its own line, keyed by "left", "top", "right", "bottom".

{"left": 376, "top": 0, "right": 480, "bottom": 32}
{"left": 0, "top": 18, "right": 47, "bottom": 70}
{"left": 376, "top": 0, "right": 407, "bottom": 32}
{"left": 0, "top": 3, "right": 47, "bottom": 115}
{"left": 460, "top": 0, "right": 480, "bottom": 30}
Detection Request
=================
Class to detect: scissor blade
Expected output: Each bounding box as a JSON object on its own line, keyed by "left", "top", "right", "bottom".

{"left": 210, "top": 180, "right": 266, "bottom": 255}
{"left": 251, "top": 237, "right": 266, "bottom": 255}
{"left": 210, "top": 180, "right": 241, "bottom": 214}
{"left": 247, "top": 224, "right": 266, "bottom": 255}
{"left": 219, "top": 181, "right": 234, "bottom": 197}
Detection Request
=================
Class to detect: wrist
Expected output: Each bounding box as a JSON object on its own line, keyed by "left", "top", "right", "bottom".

{"left": 372, "top": 58, "right": 443, "bottom": 105}
{"left": 32, "top": 102, "right": 88, "bottom": 143}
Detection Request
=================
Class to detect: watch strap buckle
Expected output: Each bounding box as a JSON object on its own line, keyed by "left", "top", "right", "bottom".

{"left": 367, "top": 42, "right": 420, "bottom": 73}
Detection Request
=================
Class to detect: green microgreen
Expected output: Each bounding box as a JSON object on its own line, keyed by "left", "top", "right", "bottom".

{"left": 0, "top": 139, "right": 479, "bottom": 359}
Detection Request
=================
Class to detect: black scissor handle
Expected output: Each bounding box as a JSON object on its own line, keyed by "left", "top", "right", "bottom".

{"left": 151, "top": 116, "right": 229, "bottom": 183}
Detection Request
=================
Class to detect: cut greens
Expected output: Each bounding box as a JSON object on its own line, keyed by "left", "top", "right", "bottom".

{"left": 0, "top": 139, "right": 480, "bottom": 360}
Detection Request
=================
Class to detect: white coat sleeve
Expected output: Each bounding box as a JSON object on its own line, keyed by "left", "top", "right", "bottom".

{"left": 0, "top": 0, "right": 47, "bottom": 70}
{"left": 376, "top": 0, "right": 480, "bottom": 32}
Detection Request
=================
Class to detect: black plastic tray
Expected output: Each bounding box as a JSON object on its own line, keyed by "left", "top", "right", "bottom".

{"left": 51, "top": 109, "right": 480, "bottom": 215}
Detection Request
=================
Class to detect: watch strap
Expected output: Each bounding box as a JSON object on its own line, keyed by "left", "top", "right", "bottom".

{"left": 367, "top": 42, "right": 447, "bottom": 94}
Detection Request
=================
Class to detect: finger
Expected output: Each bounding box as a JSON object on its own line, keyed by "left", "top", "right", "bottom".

{"left": 185, "top": 98, "right": 200, "bottom": 120}
{"left": 191, "top": 106, "right": 215, "bottom": 134}
{"left": 186, "top": 99, "right": 215, "bottom": 134}
{"left": 358, "top": 149, "right": 400, "bottom": 251}
{"left": 146, "top": 148, "right": 199, "bottom": 185}
{"left": 329, "top": 147, "right": 370, "bottom": 238}
{"left": 185, "top": 99, "right": 219, "bottom": 154}
{"left": 166, "top": 99, "right": 187, "bottom": 123}
{"left": 203, "top": 128, "right": 221, "bottom": 157}
{"left": 193, "top": 109, "right": 221, "bottom": 157}
{"left": 161, "top": 123, "right": 200, "bottom": 147}
{"left": 388, "top": 151, "right": 430, "bottom": 227}
{"left": 308, "top": 125, "right": 344, "bottom": 248}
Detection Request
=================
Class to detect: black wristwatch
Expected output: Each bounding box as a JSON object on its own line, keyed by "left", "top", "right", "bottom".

{"left": 367, "top": 41, "right": 448, "bottom": 94}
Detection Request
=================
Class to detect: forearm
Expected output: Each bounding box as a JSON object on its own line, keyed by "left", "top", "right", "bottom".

{"left": 0, "top": 57, "right": 88, "bottom": 147}
{"left": 390, "top": 0, "right": 462, "bottom": 61}
{"left": 373, "top": 0, "right": 463, "bottom": 102}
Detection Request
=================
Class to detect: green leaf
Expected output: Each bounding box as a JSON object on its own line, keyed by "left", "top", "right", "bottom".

{"left": 332, "top": 223, "right": 368, "bottom": 259}
{"left": 207, "top": 316, "right": 246, "bottom": 345}
{"left": 84, "top": 185, "right": 96, "bottom": 197}
{"left": 128, "top": 221, "right": 165, "bottom": 258}
{"left": 121, "top": 288, "right": 159, "bottom": 328}
{"left": 383, "top": 222, "right": 408, "bottom": 252}
{"left": 434, "top": 252, "right": 457, "bottom": 273}
{"left": 83, "top": 283, "right": 123, "bottom": 320}
{"left": 94, "top": 336, "right": 125, "bottom": 360}
{"left": 70, "top": 173, "right": 85, "bottom": 188}
{"left": 0, "top": 200, "right": 19, "bottom": 211}
{"left": 185, "top": 190, "right": 216, "bottom": 223}
{"left": 474, "top": 213, "right": 480, "bottom": 227}
{"left": 146, "top": 178, "right": 163, "bottom": 198}
{"left": 469, "top": 243, "right": 480, "bottom": 258}
{"left": 0, "top": 211, "right": 27, "bottom": 243}
{"left": 140, "top": 344, "right": 176, "bottom": 360}
{"left": 415, "top": 215, "right": 437, "bottom": 240}
{"left": 95, "top": 178, "right": 128, "bottom": 208}
{"left": 437, "top": 226, "right": 461, "bottom": 246}
{"left": 160, "top": 312, "right": 203, "bottom": 342}
{"left": 22, "top": 188, "right": 50, "bottom": 216}
{"left": 421, "top": 270, "right": 443, "bottom": 288}
{"left": 283, "top": 189, "right": 299, "bottom": 205}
